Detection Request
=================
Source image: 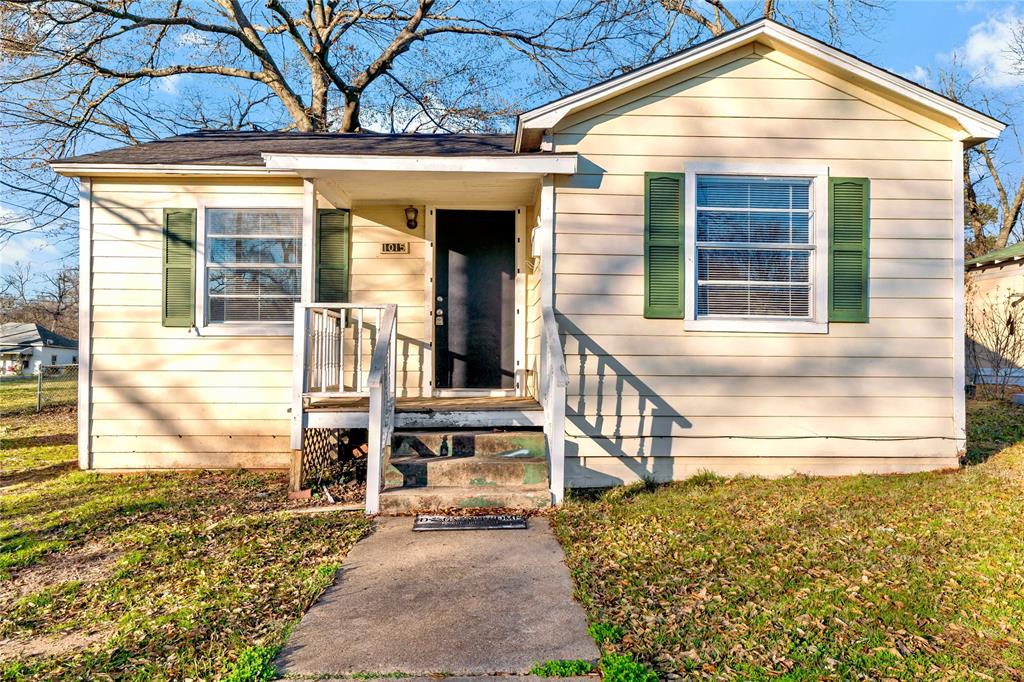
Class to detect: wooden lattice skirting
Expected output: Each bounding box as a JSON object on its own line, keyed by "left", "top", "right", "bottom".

{"left": 289, "top": 428, "right": 341, "bottom": 495}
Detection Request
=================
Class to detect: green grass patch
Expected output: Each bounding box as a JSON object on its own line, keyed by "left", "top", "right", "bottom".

{"left": 0, "top": 410, "right": 371, "bottom": 680}
{"left": 587, "top": 621, "right": 625, "bottom": 646}
{"left": 554, "top": 399, "right": 1024, "bottom": 680}
{"left": 599, "top": 653, "right": 658, "bottom": 682}
{"left": 530, "top": 659, "right": 595, "bottom": 676}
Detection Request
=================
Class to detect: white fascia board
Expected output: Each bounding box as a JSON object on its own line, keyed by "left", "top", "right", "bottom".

{"left": 517, "top": 19, "right": 1005, "bottom": 143}
{"left": 50, "top": 163, "right": 294, "bottom": 178}
{"left": 261, "top": 153, "right": 578, "bottom": 175}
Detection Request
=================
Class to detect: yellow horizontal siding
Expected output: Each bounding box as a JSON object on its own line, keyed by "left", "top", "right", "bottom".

{"left": 552, "top": 45, "right": 958, "bottom": 465}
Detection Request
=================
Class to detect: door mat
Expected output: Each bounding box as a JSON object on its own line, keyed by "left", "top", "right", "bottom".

{"left": 412, "top": 514, "right": 528, "bottom": 531}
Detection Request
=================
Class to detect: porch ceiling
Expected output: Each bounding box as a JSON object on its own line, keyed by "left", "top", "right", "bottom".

{"left": 314, "top": 171, "right": 542, "bottom": 207}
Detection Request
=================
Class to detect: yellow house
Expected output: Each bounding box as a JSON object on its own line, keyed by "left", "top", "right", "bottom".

{"left": 52, "top": 20, "right": 1005, "bottom": 514}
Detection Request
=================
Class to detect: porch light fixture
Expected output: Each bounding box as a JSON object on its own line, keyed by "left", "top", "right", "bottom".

{"left": 405, "top": 205, "right": 418, "bottom": 230}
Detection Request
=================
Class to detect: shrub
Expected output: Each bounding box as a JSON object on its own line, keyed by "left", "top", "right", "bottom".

{"left": 530, "top": 659, "right": 596, "bottom": 676}
{"left": 587, "top": 621, "right": 625, "bottom": 646}
{"left": 225, "top": 645, "right": 278, "bottom": 682}
{"left": 600, "top": 652, "right": 659, "bottom": 682}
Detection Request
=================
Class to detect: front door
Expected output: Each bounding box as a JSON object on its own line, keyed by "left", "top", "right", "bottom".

{"left": 434, "top": 209, "right": 515, "bottom": 390}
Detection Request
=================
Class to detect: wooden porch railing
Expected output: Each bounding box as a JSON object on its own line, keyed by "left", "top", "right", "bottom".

{"left": 365, "top": 304, "right": 398, "bottom": 515}
{"left": 289, "top": 303, "right": 399, "bottom": 512}
{"left": 539, "top": 306, "right": 568, "bottom": 503}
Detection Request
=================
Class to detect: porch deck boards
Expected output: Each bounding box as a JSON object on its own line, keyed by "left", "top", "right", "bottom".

{"left": 303, "top": 395, "right": 545, "bottom": 429}
{"left": 306, "top": 396, "right": 541, "bottom": 413}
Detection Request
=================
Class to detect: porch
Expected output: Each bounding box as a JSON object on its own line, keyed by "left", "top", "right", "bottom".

{"left": 280, "top": 154, "right": 572, "bottom": 513}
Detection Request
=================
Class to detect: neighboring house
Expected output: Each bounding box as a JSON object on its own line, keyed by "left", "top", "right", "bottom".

{"left": 51, "top": 20, "right": 1005, "bottom": 514}
{"left": 0, "top": 323, "right": 78, "bottom": 376}
{"left": 965, "top": 243, "right": 1024, "bottom": 385}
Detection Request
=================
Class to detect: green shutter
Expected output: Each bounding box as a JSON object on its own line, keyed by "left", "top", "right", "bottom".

{"left": 644, "top": 172, "right": 685, "bottom": 319}
{"left": 828, "top": 177, "right": 870, "bottom": 323}
{"left": 317, "top": 209, "right": 350, "bottom": 302}
{"left": 162, "top": 208, "right": 196, "bottom": 327}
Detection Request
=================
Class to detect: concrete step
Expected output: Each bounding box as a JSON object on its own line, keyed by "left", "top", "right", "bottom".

{"left": 378, "top": 485, "right": 551, "bottom": 514}
{"left": 388, "top": 453, "right": 548, "bottom": 489}
{"left": 392, "top": 430, "right": 544, "bottom": 458}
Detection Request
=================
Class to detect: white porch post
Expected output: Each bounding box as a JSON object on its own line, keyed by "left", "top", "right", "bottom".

{"left": 289, "top": 179, "right": 317, "bottom": 497}
{"left": 302, "top": 178, "right": 316, "bottom": 302}
{"left": 538, "top": 175, "right": 566, "bottom": 505}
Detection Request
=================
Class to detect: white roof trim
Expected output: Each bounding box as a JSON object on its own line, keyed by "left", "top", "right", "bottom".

{"left": 517, "top": 19, "right": 1005, "bottom": 146}
{"left": 51, "top": 163, "right": 294, "bottom": 178}
{"left": 261, "top": 152, "right": 577, "bottom": 174}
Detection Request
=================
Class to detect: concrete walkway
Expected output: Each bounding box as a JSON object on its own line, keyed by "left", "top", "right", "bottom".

{"left": 276, "top": 516, "right": 599, "bottom": 678}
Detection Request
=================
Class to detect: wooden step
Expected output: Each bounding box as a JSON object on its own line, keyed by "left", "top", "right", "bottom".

{"left": 392, "top": 430, "right": 544, "bottom": 458}
{"left": 378, "top": 485, "right": 551, "bottom": 514}
{"left": 388, "top": 453, "right": 548, "bottom": 488}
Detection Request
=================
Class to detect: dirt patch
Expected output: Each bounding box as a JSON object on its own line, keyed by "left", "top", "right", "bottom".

{"left": 0, "top": 542, "right": 122, "bottom": 603}
{"left": 0, "top": 627, "right": 113, "bottom": 663}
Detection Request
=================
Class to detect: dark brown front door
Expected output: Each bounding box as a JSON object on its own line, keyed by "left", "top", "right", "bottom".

{"left": 434, "top": 209, "right": 515, "bottom": 390}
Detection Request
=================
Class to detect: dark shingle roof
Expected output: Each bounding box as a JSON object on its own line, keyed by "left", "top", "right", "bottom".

{"left": 967, "top": 241, "right": 1024, "bottom": 268}
{"left": 55, "top": 131, "right": 518, "bottom": 166}
{"left": 0, "top": 323, "right": 77, "bottom": 353}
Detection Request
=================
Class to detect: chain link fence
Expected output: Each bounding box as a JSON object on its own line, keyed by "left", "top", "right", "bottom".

{"left": 36, "top": 364, "right": 79, "bottom": 412}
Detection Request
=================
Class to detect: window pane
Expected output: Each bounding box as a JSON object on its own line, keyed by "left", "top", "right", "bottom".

{"left": 697, "top": 249, "right": 810, "bottom": 284}
{"left": 208, "top": 268, "right": 300, "bottom": 296}
{"left": 208, "top": 209, "right": 301, "bottom": 236}
{"left": 697, "top": 284, "right": 811, "bottom": 317}
{"left": 209, "top": 237, "right": 301, "bottom": 265}
{"left": 696, "top": 211, "right": 810, "bottom": 244}
{"left": 206, "top": 209, "right": 303, "bottom": 324}
{"left": 694, "top": 174, "right": 814, "bottom": 320}
{"left": 696, "top": 176, "right": 810, "bottom": 210}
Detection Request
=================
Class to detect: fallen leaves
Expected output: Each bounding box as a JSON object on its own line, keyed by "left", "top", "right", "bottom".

{"left": 553, "top": 400, "right": 1024, "bottom": 680}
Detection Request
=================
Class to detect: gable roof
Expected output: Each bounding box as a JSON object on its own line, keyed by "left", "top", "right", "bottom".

{"left": 0, "top": 323, "right": 77, "bottom": 354}
{"left": 53, "top": 131, "right": 517, "bottom": 168}
{"left": 516, "top": 18, "right": 1006, "bottom": 151}
{"left": 967, "top": 242, "right": 1024, "bottom": 269}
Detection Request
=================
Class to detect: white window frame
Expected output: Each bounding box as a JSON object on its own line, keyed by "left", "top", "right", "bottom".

{"left": 683, "top": 162, "right": 830, "bottom": 334}
{"left": 194, "top": 198, "right": 304, "bottom": 337}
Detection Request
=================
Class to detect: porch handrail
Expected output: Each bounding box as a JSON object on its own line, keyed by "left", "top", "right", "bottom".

{"left": 540, "top": 306, "right": 568, "bottom": 504}
{"left": 365, "top": 303, "right": 399, "bottom": 515}
{"left": 295, "top": 303, "right": 388, "bottom": 400}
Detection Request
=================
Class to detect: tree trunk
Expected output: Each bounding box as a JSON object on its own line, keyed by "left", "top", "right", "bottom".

{"left": 341, "top": 95, "right": 362, "bottom": 132}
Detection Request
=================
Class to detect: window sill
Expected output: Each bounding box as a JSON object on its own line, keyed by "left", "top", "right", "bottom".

{"left": 193, "top": 324, "right": 293, "bottom": 337}
{"left": 684, "top": 318, "right": 828, "bottom": 334}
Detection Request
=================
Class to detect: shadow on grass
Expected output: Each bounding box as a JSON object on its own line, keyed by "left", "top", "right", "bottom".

{"left": 964, "top": 399, "right": 1024, "bottom": 465}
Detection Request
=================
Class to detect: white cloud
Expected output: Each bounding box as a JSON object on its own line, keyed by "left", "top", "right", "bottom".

{"left": 178, "top": 31, "right": 209, "bottom": 48}
{"left": 0, "top": 204, "right": 66, "bottom": 280}
{"left": 155, "top": 73, "right": 184, "bottom": 95}
{"left": 956, "top": 7, "right": 1024, "bottom": 89}
{"left": 901, "top": 65, "right": 931, "bottom": 87}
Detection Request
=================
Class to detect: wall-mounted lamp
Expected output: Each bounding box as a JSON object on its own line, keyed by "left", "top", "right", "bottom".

{"left": 405, "top": 205, "right": 419, "bottom": 230}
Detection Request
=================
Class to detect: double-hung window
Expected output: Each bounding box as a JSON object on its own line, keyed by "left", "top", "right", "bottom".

{"left": 205, "top": 208, "right": 303, "bottom": 325}
{"left": 696, "top": 175, "right": 812, "bottom": 318}
{"left": 685, "top": 165, "right": 829, "bottom": 333}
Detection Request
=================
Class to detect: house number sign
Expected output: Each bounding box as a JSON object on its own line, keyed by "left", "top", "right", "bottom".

{"left": 380, "top": 242, "right": 410, "bottom": 255}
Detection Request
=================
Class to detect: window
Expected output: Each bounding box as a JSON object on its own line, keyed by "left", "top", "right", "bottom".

{"left": 695, "top": 175, "right": 813, "bottom": 319}
{"left": 684, "top": 164, "right": 829, "bottom": 333}
{"left": 205, "top": 208, "right": 302, "bottom": 324}
{"left": 51, "top": 355, "right": 57, "bottom": 364}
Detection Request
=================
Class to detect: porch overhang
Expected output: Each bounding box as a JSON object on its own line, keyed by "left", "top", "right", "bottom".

{"left": 264, "top": 152, "right": 577, "bottom": 207}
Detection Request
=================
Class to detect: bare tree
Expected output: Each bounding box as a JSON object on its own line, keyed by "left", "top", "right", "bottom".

{"left": 0, "top": 0, "right": 888, "bottom": 249}
{"left": 965, "top": 273, "right": 1024, "bottom": 399}
{"left": 936, "top": 62, "right": 1022, "bottom": 258}
{"left": 0, "top": 261, "right": 79, "bottom": 338}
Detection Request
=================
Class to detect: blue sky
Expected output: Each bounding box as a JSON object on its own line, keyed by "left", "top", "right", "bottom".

{"left": 4, "top": 0, "right": 1023, "bottom": 279}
